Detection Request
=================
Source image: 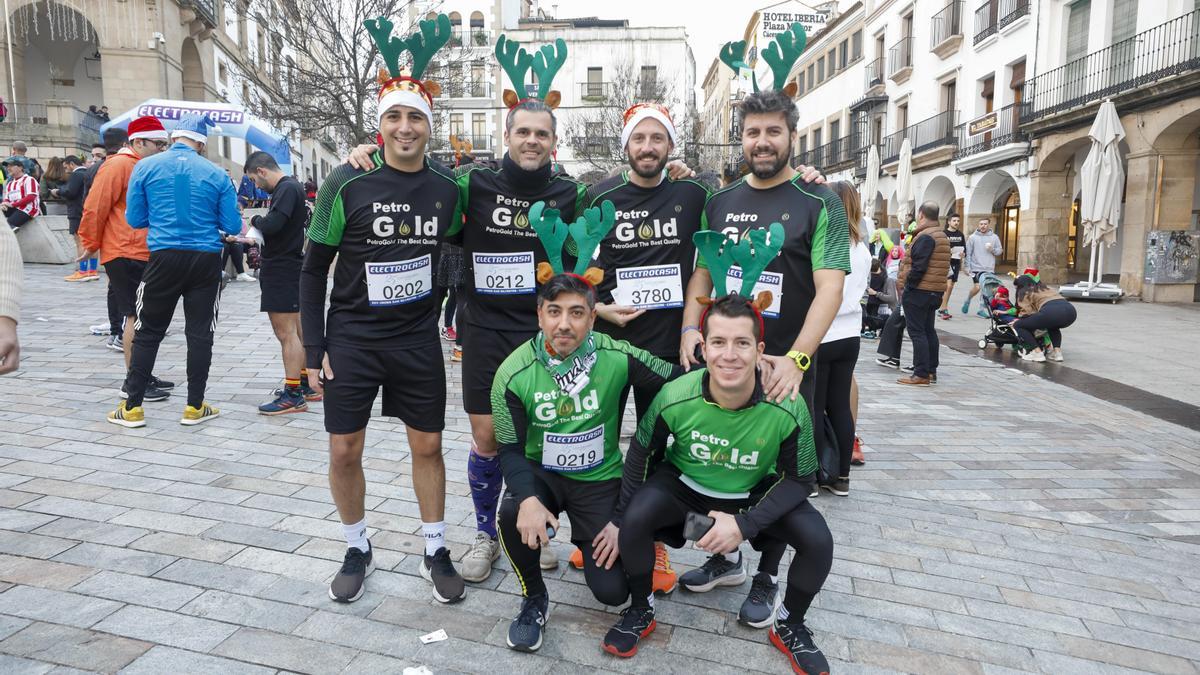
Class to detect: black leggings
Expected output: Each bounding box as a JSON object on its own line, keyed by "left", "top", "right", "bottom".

{"left": 444, "top": 286, "right": 458, "bottom": 327}
{"left": 814, "top": 337, "right": 860, "bottom": 478}
{"left": 222, "top": 241, "right": 245, "bottom": 275}
{"left": 497, "top": 477, "right": 629, "bottom": 606}
{"left": 619, "top": 469, "right": 832, "bottom": 619}
{"left": 876, "top": 308, "right": 906, "bottom": 360}
{"left": 1014, "top": 299, "right": 1076, "bottom": 349}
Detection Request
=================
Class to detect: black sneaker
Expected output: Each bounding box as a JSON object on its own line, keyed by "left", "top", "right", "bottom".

{"left": 506, "top": 593, "right": 550, "bottom": 652}
{"left": 149, "top": 375, "right": 175, "bottom": 390}
{"left": 601, "top": 605, "right": 656, "bottom": 658}
{"left": 769, "top": 620, "right": 830, "bottom": 675}
{"left": 820, "top": 478, "right": 850, "bottom": 496}
{"left": 119, "top": 385, "right": 170, "bottom": 402}
{"left": 900, "top": 364, "right": 915, "bottom": 374}
{"left": 328, "top": 544, "right": 374, "bottom": 603}
{"left": 875, "top": 356, "right": 899, "bottom": 369}
{"left": 679, "top": 553, "right": 746, "bottom": 592}
{"left": 738, "top": 572, "right": 780, "bottom": 628}
{"left": 420, "top": 547, "right": 466, "bottom": 603}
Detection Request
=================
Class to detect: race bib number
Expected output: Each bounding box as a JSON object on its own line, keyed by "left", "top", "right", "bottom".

{"left": 542, "top": 425, "right": 605, "bottom": 473}
{"left": 724, "top": 267, "right": 783, "bottom": 318}
{"left": 365, "top": 255, "right": 432, "bottom": 307}
{"left": 613, "top": 264, "right": 683, "bottom": 310}
{"left": 473, "top": 252, "right": 535, "bottom": 295}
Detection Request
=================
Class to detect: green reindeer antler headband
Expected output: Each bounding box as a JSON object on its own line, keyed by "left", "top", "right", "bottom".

{"left": 720, "top": 22, "right": 807, "bottom": 94}
{"left": 694, "top": 223, "right": 785, "bottom": 298}
{"left": 495, "top": 35, "right": 568, "bottom": 109}
{"left": 363, "top": 14, "right": 452, "bottom": 81}
{"left": 528, "top": 200, "right": 616, "bottom": 285}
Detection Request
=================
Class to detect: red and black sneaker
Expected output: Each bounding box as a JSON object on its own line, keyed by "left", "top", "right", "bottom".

{"left": 769, "top": 620, "right": 830, "bottom": 675}
{"left": 258, "top": 389, "right": 308, "bottom": 416}
{"left": 601, "top": 605, "right": 656, "bottom": 658}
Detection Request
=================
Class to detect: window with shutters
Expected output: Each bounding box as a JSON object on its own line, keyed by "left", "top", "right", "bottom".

{"left": 1109, "top": 0, "right": 1138, "bottom": 85}
{"left": 1063, "top": 0, "right": 1091, "bottom": 106}
{"left": 851, "top": 31, "right": 863, "bottom": 61}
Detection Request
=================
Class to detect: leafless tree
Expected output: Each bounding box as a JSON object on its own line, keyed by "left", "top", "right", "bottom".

{"left": 234, "top": 0, "right": 473, "bottom": 148}
{"left": 561, "top": 59, "right": 697, "bottom": 175}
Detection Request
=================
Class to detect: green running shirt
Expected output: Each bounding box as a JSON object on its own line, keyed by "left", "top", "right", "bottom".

{"left": 491, "top": 331, "right": 679, "bottom": 502}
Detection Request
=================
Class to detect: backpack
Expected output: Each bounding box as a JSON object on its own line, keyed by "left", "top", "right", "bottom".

{"left": 815, "top": 415, "right": 840, "bottom": 487}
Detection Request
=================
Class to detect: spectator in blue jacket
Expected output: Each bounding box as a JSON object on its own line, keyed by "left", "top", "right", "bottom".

{"left": 109, "top": 112, "right": 241, "bottom": 429}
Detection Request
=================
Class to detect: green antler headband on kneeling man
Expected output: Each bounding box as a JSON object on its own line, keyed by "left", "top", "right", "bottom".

{"left": 529, "top": 200, "right": 616, "bottom": 286}
{"left": 494, "top": 35, "right": 568, "bottom": 109}
{"left": 693, "top": 223, "right": 785, "bottom": 326}
{"left": 719, "top": 22, "right": 807, "bottom": 96}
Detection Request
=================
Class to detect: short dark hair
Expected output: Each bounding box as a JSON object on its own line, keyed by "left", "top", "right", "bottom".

{"left": 91, "top": 143, "right": 105, "bottom": 151}
{"left": 737, "top": 89, "right": 799, "bottom": 133}
{"left": 64, "top": 154, "right": 82, "bottom": 166}
{"left": 103, "top": 127, "right": 128, "bottom": 154}
{"left": 537, "top": 274, "right": 594, "bottom": 308}
{"left": 918, "top": 201, "right": 940, "bottom": 222}
{"left": 243, "top": 150, "right": 280, "bottom": 174}
{"left": 505, "top": 99, "right": 557, "bottom": 134}
{"left": 702, "top": 294, "right": 762, "bottom": 341}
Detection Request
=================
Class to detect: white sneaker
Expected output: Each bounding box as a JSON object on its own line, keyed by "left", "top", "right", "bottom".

{"left": 1021, "top": 349, "right": 1046, "bottom": 362}
{"left": 460, "top": 531, "right": 500, "bottom": 582}
{"left": 539, "top": 542, "right": 558, "bottom": 570}
{"left": 90, "top": 322, "right": 112, "bottom": 335}
{"left": 237, "top": 273, "right": 257, "bottom": 282}
{"left": 1047, "top": 348, "right": 1064, "bottom": 362}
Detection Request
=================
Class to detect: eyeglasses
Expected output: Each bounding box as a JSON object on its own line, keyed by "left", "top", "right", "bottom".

{"left": 622, "top": 102, "right": 673, "bottom": 126}
{"left": 153, "top": 140, "right": 169, "bottom": 150}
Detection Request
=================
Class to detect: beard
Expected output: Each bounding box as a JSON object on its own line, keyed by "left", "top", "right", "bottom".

{"left": 748, "top": 147, "right": 790, "bottom": 180}
{"left": 627, "top": 151, "right": 669, "bottom": 179}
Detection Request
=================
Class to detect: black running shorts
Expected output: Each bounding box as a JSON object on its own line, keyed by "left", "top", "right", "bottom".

{"left": 259, "top": 258, "right": 301, "bottom": 314}
{"left": 500, "top": 460, "right": 621, "bottom": 542}
{"left": 947, "top": 259, "right": 961, "bottom": 282}
{"left": 321, "top": 341, "right": 446, "bottom": 434}
{"left": 104, "top": 257, "right": 147, "bottom": 318}
{"left": 461, "top": 325, "right": 536, "bottom": 415}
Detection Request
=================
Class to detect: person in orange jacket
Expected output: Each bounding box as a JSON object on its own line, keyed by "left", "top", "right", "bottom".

{"left": 78, "top": 115, "right": 174, "bottom": 401}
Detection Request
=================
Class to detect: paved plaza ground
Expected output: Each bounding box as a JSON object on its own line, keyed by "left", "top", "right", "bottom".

{"left": 0, "top": 263, "right": 1199, "bottom": 674}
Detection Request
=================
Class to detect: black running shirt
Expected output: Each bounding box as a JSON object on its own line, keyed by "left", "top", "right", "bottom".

{"left": 456, "top": 166, "right": 586, "bottom": 331}
{"left": 257, "top": 175, "right": 307, "bottom": 262}
{"left": 586, "top": 172, "right": 710, "bottom": 357}
{"left": 301, "top": 153, "right": 462, "bottom": 368}
{"left": 699, "top": 175, "right": 850, "bottom": 355}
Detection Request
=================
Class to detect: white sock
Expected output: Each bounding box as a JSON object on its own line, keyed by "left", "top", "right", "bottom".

{"left": 777, "top": 604, "right": 790, "bottom": 622}
{"left": 647, "top": 593, "right": 656, "bottom": 609}
{"left": 769, "top": 574, "right": 778, "bottom": 584}
{"left": 422, "top": 521, "right": 446, "bottom": 556}
{"left": 728, "top": 549, "right": 742, "bottom": 566}
{"left": 343, "top": 519, "right": 369, "bottom": 553}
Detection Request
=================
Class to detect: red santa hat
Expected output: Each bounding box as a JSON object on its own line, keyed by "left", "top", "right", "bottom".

{"left": 127, "top": 116, "right": 169, "bottom": 142}
{"left": 621, "top": 102, "right": 677, "bottom": 149}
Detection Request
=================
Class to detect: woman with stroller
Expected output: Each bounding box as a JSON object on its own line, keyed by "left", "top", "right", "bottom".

{"left": 1012, "top": 275, "right": 1076, "bottom": 363}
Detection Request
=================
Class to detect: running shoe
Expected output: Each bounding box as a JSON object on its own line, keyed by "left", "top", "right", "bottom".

{"left": 874, "top": 357, "right": 899, "bottom": 369}
{"left": 236, "top": 273, "right": 257, "bottom": 282}
{"left": 259, "top": 389, "right": 308, "bottom": 415}
{"left": 900, "top": 364, "right": 915, "bottom": 374}
{"left": 84, "top": 270, "right": 100, "bottom": 281}
{"left": 328, "top": 543, "right": 374, "bottom": 603}
{"left": 272, "top": 384, "right": 322, "bottom": 402}
{"left": 149, "top": 375, "right": 175, "bottom": 390}
{"left": 769, "top": 620, "right": 830, "bottom": 675}
{"left": 960, "top": 300, "right": 970, "bottom": 314}
{"left": 851, "top": 437, "right": 865, "bottom": 466}
{"left": 679, "top": 553, "right": 746, "bottom": 592}
{"left": 569, "top": 547, "right": 584, "bottom": 570}
{"left": 90, "top": 322, "right": 112, "bottom": 335}
{"left": 540, "top": 542, "right": 558, "bottom": 570}
{"left": 859, "top": 330, "right": 877, "bottom": 340}
{"left": 461, "top": 531, "right": 499, "bottom": 582}
{"left": 738, "top": 572, "right": 780, "bottom": 628}
{"left": 441, "top": 326, "right": 458, "bottom": 342}
{"left": 106, "top": 402, "right": 145, "bottom": 428}
{"left": 64, "top": 270, "right": 89, "bottom": 282}
{"left": 450, "top": 347, "right": 463, "bottom": 362}
{"left": 976, "top": 309, "right": 991, "bottom": 319}
{"left": 1047, "top": 348, "right": 1064, "bottom": 362}
{"left": 119, "top": 384, "right": 170, "bottom": 402}
{"left": 1021, "top": 349, "right": 1046, "bottom": 362}
{"left": 601, "top": 605, "right": 656, "bottom": 658}
{"left": 105, "top": 335, "right": 123, "bottom": 352}
{"left": 420, "top": 546, "right": 466, "bottom": 603}
{"left": 506, "top": 592, "right": 550, "bottom": 652}
{"left": 652, "top": 541, "right": 677, "bottom": 594}
{"left": 180, "top": 402, "right": 221, "bottom": 425}
{"left": 820, "top": 478, "right": 850, "bottom": 496}
{"left": 937, "top": 309, "right": 951, "bottom": 319}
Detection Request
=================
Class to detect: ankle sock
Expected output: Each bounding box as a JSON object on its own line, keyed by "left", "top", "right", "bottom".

{"left": 422, "top": 521, "right": 446, "bottom": 556}
{"left": 342, "top": 518, "right": 369, "bottom": 553}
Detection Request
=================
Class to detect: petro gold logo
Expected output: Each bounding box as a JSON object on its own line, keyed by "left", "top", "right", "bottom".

{"left": 557, "top": 398, "right": 574, "bottom": 416}
{"left": 398, "top": 221, "right": 412, "bottom": 236}
{"left": 637, "top": 222, "right": 654, "bottom": 240}
{"left": 514, "top": 211, "right": 530, "bottom": 229}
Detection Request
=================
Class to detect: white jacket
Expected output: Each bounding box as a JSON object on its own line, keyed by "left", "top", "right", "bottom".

{"left": 823, "top": 239, "right": 872, "bottom": 343}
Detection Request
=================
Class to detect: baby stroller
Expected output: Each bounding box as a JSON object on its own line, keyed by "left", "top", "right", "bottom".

{"left": 976, "top": 273, "right": 1049, "bottom": 351}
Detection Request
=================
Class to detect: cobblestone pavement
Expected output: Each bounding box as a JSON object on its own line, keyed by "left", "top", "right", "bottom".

{"left": 1, "top": 264, "right": 1199, "bottom": 674}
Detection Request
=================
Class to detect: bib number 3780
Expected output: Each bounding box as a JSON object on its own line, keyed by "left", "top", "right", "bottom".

{"left": 365, "top": 255, "right": 432, "bottom": 307}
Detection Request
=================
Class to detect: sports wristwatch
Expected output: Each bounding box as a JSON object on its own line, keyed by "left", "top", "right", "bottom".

{"left": 785, "top": 350, "right": 811, "bottom": 372}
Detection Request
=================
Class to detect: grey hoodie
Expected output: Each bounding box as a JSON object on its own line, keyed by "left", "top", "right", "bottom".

{"left": 965, "top": 230, "right": 1003, "bottom": 273}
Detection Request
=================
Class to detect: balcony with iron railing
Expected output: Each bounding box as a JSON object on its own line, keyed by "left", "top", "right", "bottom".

{"left": 580, "top": 81, "right": 613, "bottom": 102}
{"left": 0, "top": 101, "right": 101, "bottom": 147}
{"left": 930, "top": 1, "right": 963, "bottom": 58}
{"left": 954, "top": 103, "right": 1029, "bottom": 165}
{"left": 974, "top": 0, "right": 1029, "bottom": 45}
{"left": 998, "top": 0, "right": 1030, "bottom": 30}
{"left": 1021, "top": 10, "right": 1200, "bottom": 125}
{"left": 441, "top": 81, "right": 493, "bottom": 99}
{"left": 887, "top": 37, "right": 913, "bottom": 83}
{"left": 881, "top": 110, "right": 960, "bottom": 165}
{"left": 798, "top": 137, "right": 855, "bottom": 171}
{"left": 864, "top": 56, "right": 885, "bottom": 92}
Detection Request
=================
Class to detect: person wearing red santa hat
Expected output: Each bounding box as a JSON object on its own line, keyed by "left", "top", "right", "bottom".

{"left": 78, "top": 115, "right": 176, "bottom": 406}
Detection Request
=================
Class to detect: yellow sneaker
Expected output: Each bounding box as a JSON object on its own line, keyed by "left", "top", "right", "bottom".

{"left": 107, "top": 402, "right": 145, "bottom": 428}
{"left": 652, "top": 541, "right": 677, "bottom": 594}
{"left": 180, "top": 402, "right": 220, "bottom": 426}
{"left": 64, "top": 270, "right": 88, "bottom": 282}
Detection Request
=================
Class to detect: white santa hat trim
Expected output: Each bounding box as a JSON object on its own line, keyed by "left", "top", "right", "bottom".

{"left": 621, "top": 108, "right": 677, "bottom": 149}
{"left": 129, "top": 129, "right": 169, "bottom": 141}
{"left": 171, "top": 129, "right": 210, "bottom": 143}
{"left": 378, "top": 89, "right": 432, "bottom": 127}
